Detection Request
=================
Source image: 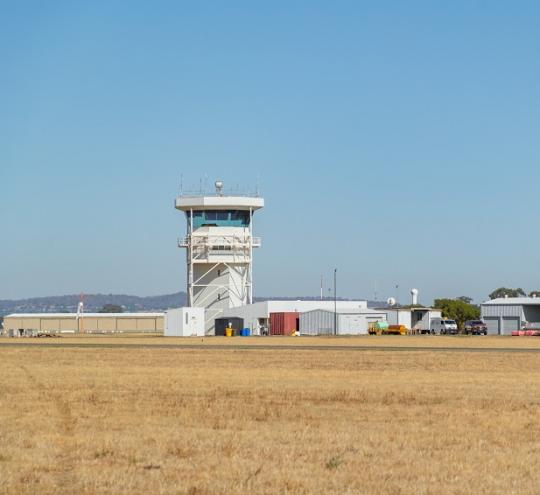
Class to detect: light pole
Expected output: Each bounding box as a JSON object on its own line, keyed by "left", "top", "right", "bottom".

{"left": 334, "top": 268, "right": 337, "bottom": 336}
{"left": 395, "top": 284, "right": 399, "bottom": 325}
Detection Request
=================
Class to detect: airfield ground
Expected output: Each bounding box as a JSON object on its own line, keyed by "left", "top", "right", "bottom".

{"left": 0, "top": 336, "right": 539, "bottom": 494}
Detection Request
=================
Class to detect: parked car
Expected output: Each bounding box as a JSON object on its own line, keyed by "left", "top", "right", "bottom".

{"left": 430, "top": 318, "right": 458, "bottom": 335}
{"left": 464, "top": 320, "right": 487, "bottom": 335}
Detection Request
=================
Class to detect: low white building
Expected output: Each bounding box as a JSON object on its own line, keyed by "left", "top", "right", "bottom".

{"left": 2, "top": 312, "right": 164, "bottom": 336}
{"left": 220, "top": 300, "right": 368, "bottom": 335}
{"left": 481, "top": 297, "right": 540, "bottom": 335}
{"left": 300, "top": 308, "right": 387, "bottom": 335}
{"left": 164, "top": 307, "right": 205, "bottom": 337}
{"left": 382, "top": 307, "right": 442, "bottom": 334}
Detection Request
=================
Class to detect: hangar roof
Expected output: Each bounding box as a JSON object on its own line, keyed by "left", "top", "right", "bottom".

{"left": 482, "top": 298, "right": 540, "bottom": 306}
{"left": 5, "top": 313, "right": 164, "bottom": 318}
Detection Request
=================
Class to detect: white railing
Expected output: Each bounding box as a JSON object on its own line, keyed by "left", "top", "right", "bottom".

{"left": 178, "top": 236, "right": 261, "bottom": 248}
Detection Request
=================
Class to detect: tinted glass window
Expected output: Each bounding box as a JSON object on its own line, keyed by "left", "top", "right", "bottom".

{"left": 191, "top": 210, "right": 250, "bottom": 227}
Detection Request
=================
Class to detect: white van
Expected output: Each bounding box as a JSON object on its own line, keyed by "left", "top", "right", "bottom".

{"left": 430, "top": 318, "right": 458, "bottom": 335}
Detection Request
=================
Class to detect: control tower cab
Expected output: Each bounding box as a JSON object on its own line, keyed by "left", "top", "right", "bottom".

{"left": 175, "top": 181, "right": 264, "bottom": 334}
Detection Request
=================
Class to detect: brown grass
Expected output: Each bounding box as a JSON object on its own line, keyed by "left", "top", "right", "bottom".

{"left": 3, "top": 334, "right": 540, "bottom": 348}
{"left": 0, "top": 342, "right": 539, "bottom": 494}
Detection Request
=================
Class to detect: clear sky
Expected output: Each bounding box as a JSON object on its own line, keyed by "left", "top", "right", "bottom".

{"left": 2, "top": 1, "right": 539, "bottom": 304}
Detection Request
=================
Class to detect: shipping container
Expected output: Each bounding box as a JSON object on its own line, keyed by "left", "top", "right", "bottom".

{"left": 269, "top": 312, "right": 299, "bottom": 336}
{"left": 215, "top": 317, "right": 244, "bottom": 336}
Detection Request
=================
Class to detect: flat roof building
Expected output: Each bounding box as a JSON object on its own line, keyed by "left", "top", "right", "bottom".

{"left": 221, "top": 300, "right": 369, "bottom": 335}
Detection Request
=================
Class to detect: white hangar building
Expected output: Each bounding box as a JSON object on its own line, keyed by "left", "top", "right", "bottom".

{"left": 481, "top": 297, "right": 540, "bottom": 335}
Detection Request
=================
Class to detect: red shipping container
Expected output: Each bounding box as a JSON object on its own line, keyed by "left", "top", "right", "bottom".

{"left": 270, "top": 312, "right": 299, "bottom": 336}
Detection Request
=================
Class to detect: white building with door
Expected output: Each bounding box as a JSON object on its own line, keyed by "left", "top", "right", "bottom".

{"left": 481, "top": 297, "right": 540, "bottom": 335}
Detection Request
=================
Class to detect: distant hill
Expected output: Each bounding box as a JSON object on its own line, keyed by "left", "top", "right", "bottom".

{"left": 0, "top": 292, "right": 384, "bottom": 316}
{"left": 0, "top": 292, "right": 187, "bottom": 315}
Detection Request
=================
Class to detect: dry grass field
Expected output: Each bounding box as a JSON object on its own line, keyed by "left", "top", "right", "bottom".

{"left": 0, "top": 339, "right": 539, "bottom": 494}
{"left": 3, "top": 334, "right": 540, "bottom": 349}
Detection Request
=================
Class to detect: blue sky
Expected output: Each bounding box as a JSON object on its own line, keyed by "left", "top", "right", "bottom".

{"left": 1, "top": 1, "right": 539, "bottom": 304}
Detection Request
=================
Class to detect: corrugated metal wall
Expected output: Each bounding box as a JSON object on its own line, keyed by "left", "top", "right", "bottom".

{"left": 300, "top": 310, "right": 334, "bottom": 335}
{"left": 481, "top": 305, "right": 522, "bottom": 318}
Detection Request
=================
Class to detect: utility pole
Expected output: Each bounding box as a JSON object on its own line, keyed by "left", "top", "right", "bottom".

{"left": 77, "top": 293, "right": 84, "bottom": 334}
{"left": 334, "top": 268, "right": 337, "bottom": 336}
{"left": 320, "top": 274, "right": 323, "bottom": 300}
{"left": 395, "top": 284, "right": 400, "bottom": 325}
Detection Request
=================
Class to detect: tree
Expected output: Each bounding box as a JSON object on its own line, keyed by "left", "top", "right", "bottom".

{"left": 99, "top": 304, "right": 124, "bottom": 313}
{"left": 488, "top": 288, "right": 526, "bottom": 300}
{"left": 456, "top": 296, "right": 473, "bottom": 304}
{"left": 529, "top": 291, "right": 540, "bottom": 298}
{"left": 433, "top": 298, "right": 480, "bottom": 331}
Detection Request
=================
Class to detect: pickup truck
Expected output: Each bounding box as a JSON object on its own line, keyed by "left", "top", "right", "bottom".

{"left": 464, "top": 320, "right": 488, "bottom": 335}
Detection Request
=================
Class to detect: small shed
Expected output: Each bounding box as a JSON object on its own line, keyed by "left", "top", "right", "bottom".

{"left": 164, "top": 307, "right": 205, "bottom": 337}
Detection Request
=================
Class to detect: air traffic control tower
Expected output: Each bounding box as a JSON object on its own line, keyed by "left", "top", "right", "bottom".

{"left": 175, "top": 181, "right": 264, "bottom": 334}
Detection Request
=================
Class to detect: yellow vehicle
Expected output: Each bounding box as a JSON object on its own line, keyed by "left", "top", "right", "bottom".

{"left": 368, "top": 321, "right": 388, "bottom": 335}
{"left": 385, "top": 324, "right": 408, "bottom": 335}
{"left": 369, "top": 322, "right": 409, "bottom": 335}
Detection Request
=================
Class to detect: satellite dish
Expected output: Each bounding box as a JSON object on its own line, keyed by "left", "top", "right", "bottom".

{"left": 387, "top": 297, "right": 396, "bottom": 307}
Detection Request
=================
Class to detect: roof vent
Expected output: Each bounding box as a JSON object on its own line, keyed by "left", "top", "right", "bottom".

{"left": 215, "top": 180, "right": 224, "bottom": 195}
{"left": 533, "top": 294, "right": 537, "bottom": 298}
{"left": 504, "top": 294, "right": 509, "bottom": 298}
